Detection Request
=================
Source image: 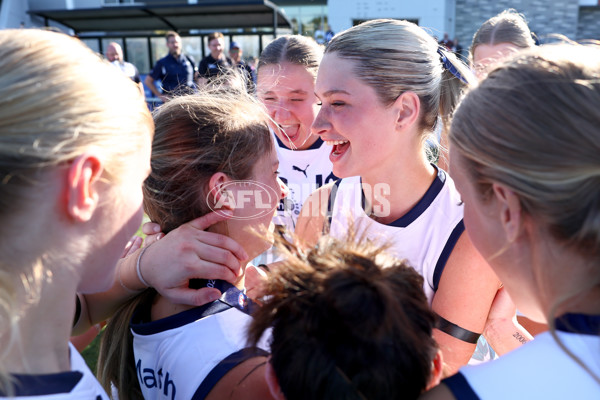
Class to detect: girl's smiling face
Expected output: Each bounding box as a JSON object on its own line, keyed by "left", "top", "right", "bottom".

{"left": 257, "top": 62, "right": 320, "bottom": 150}
{"left": 312, "top": 53, "right": 404, "bottom": 179}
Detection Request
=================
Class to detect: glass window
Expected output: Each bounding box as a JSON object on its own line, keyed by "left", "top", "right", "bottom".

{"left": 125, "top": 37, "right": 150, "bottom": 74}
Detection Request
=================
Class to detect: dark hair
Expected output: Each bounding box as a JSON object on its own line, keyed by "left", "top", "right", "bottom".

{"left": 248, "top": 235, "right": 439, "bottom": 399}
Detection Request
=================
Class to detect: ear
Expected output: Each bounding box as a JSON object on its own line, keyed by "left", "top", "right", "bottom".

{"left": 208, "top": 172, "right": 235, "bottom": 212}
{"left": 393, "top": 91, "right": 420, "bottom": 130}
{"left": 66, "top": 153, "right": 104, "bottom": 222}
{"left": 264, "top": 358, "right": 286, "bottom": 400}
{"left": 492, "top": 183, "right": 522, "bottom": 243}
{"left": 426, "top": 349, "right": 444, "bottom": 391}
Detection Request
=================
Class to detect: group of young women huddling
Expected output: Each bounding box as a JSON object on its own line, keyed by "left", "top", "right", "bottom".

{"left": 0, "top": 8, "right": 598, "bottom": 400}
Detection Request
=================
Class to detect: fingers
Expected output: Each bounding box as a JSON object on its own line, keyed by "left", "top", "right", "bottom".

{"left": 121, "top": 236, "right": 143, "bottom": 258}
{"left": 142, "top": 221, "right": 162, "bottom": 236}
{"left": 143, "top": 232, "right": 165, "bottom": 247}
{"left": 187, "top": 210, "right": 234, "bottom": 231}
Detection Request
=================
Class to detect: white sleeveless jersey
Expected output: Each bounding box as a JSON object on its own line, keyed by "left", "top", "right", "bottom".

{"left": 273, "top": 133, "right": 336, "bottom": 231}
{"left": 131, "top": 305, "right": 270, "bottom": 400}
{"left": 444, "top": 314, "right": 600, "bottom": 399}
{"left": 328, "top": 169, "right": 464, "bottom": 304}
{"left": 253, "top": 133, "right": 336, "bottom": 265}
{"left": 0, "top": 343, "right": 109, "bottom": 399}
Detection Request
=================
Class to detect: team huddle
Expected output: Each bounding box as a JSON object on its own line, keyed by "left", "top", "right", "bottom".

{"left": 0, "top": 9, "right": 598, "bottom": 400}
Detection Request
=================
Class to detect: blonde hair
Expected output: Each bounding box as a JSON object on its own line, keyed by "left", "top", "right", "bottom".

{"left": 325, "top": 19, "right": 475, "bottom": 139}
{"left": 450, "top": 43, "right": 600, "bottom": 382}
{"left": 470, "top": 9, "right": 536, "bottom": 59}
{"left": 0, "top": 29, "right": 152, "bottom": 391}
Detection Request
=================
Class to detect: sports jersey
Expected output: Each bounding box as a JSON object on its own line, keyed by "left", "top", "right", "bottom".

{"left": 252, "top": 133, "right": 336, "bottom": 266}
{"left": 273, "top": 133, "right": 336, "bottom": 232}
{"left": 0, "top": 343, "right": 109, "bottom": 399}
{"left": 327, "top": 169, "right": 497, "bottom": 364}
{"left": 328, "top": 168, "right": 463, "bottom": 304}
{"left": 131, "top": 281, "right": 269, "bottom": 400}
{"left": 444, "top": 313, "right": 600, "bottom": 399}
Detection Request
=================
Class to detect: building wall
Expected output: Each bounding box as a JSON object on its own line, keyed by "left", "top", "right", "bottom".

{"left": 328, "top": 0, "right": 450, "bottom": 39}
{"left": 455, "top": 0, "right": 580, "bottom": 55}
{"left": 577, "top": 7, "right": 600, "bottom": 40}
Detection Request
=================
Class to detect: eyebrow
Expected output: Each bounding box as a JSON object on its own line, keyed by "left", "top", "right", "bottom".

{"left": 261, "top": 89, "right": 309, "bottom": 95}
{"left": 319, "top": 89, "right": 351, "bottom": 97}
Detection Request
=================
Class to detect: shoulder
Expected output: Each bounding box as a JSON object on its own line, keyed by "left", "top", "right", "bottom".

{"left": 296, "top": 180, "right": 340, "bottom": 246}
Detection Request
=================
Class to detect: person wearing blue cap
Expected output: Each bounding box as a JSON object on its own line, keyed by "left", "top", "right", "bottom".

{"left": 230, "top": 41, "right": 255, "bottom": 91}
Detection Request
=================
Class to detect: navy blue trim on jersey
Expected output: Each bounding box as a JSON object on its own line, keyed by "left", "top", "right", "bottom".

{"left": 275, "top": 134, "right": 324, "bottom": 150}
{"left": 432, "top": 220, "right": 465, "bottom": 292}
{"left": 326, "top": 178, "right": 343, "bottom": 229}
{"left": 443, "top": 372, "right": 481, "bottom": 400}
{"left": 131, "top": 281, "right": 257, "bottom": 335}
{"left": 360, "top": 166, "right": 446, "bottom": 228}
{"left": 1, "top": 372, "right": 83, "bottom": 396}
{"left": 555, "top": 313, "right": 600, "bottom": 335}
{"left": 192, "top": 347, "right": 270, "bottom": 400}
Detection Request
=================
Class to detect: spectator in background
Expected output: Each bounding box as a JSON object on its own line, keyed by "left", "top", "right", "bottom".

{"left": 229, "top": 41, "right": 255, "bottom": 90}
{"left": 439, "top": 32, "right": 454, "bottom": 50}
{"left": 325, "top": 26, "right": 335, "bottom": 43}
{"left": 145, "top": 31, "right": 197, "bottom": 102}
{"left": 105, "top": 42, "right": 144, "bottom": 94}
{"left": 198, "top": 31, "right": 233, "bottom": 87}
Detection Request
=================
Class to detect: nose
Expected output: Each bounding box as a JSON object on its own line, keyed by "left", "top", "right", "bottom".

{"left": 269, "top": 102, "right": 291, "bottom": 123}
{"left": 277, "top": 177, "right": 289, "bottom": 200}
{"left": 311, "top": 107, "right": 329, "bottom": 136}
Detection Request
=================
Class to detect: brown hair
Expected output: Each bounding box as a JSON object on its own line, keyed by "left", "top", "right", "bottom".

{"left": 165, "top": 30, "right": 179, "bottom": 41}
{"left": 257, "top": 34, "right": 323, "bottom": 79}
{"left": 98, "top": 87, "right": 273, "bottom": 398}
{"left": 208, "top": 31, "right": 224, "bottom": 42}
{"left": 470, "top": 9, "right": 535, "bottom": 59}
{"left": 248, "top": 234, "right": 439, "bottom": 399}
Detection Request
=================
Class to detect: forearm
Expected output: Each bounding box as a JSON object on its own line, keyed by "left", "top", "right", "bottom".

{"left": 75, "top": 248, "right": 147, "bottom": 334}
{"left": 484, "top": 317, "right": 533, "bottom": 356}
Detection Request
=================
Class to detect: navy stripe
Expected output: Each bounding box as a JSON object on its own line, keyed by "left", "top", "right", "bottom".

{"left": 555, "top": 313, "right": 600, "bottom": 335}
{"left": 131, "top": 300, "right": 231, "bottom": 335}
{"left": 192, "top": 347, "right": 270, "bottom": 400}
{"left": 275, "top": 134, "right": 324, "bottom": 150}
{"left": 326, "top": 178, "right": 343, "bottom": 230}
{"left": 366, "top": 166, "right": 446, "bottom": 228}
{"left": 1, "top": 372, "right": 83, "bottom": 396}
{"left": 443, "top": 373, "right": 481, "bottom": 400}
{"left": 432, "top": 220, "right": 465, "bottom": 292}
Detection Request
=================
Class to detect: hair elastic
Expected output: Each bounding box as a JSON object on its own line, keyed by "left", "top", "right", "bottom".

{"left": 435, "top": 313, "right": 481, "bottom": 344}
{"left": 437, "top": 48, "right": 468, "bottom": 84}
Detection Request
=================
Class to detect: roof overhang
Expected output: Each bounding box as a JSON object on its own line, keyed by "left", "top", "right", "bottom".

{"left": 29, "top": 0, "right": 292, "bottom": 35}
